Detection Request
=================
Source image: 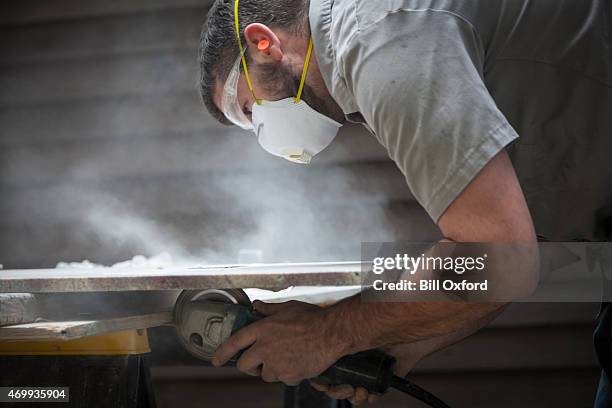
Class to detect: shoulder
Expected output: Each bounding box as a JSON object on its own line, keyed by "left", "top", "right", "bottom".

{"left": 351, "top": 0, "right": 478, "bottom": 32}
{"left": 326, "top": 0, "right": 484, "bottom": 67}
{"left": 310, "top": 0, "right": 484, "bottom": 113}
{"left": 335, "top": 2, "right": 486, "bottom": 90}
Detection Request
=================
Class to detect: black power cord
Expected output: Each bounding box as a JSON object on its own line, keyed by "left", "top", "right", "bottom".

{"left": 389, "top": 375, "right": 450, "bottom": 408}
{"left": 317, "top": 350, "right": 451, "bottom": 408}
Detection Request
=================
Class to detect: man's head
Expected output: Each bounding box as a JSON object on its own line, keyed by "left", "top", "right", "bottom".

{"left": 198, "top": 0, "right": 344, "bottom": 127}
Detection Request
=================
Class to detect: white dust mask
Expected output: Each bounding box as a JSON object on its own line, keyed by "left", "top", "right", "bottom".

{"left": 251, "top": 98, "right": 341, "bottom": 164}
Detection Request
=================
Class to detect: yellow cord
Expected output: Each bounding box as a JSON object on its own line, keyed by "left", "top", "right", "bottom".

{"left": 234, "top": 0, "right": 261, "bottom": 104}
{"left": 294, "top": 38, "right": 313, "bottom": 103}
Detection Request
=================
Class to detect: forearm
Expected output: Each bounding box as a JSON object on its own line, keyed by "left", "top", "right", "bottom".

{"left": 319, "top": 151, "right": 537, "bottom": 359}
{"left": 378, "top": 303, "right": 506, "bottom": 376}
{"left": 322, "top": 296, "right": 505, "bottom": 356}
{"left": 404, "top": 302, "right": 506, "bottom": 356}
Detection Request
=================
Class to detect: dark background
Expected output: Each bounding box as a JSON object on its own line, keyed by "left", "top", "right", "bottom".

{"left": 0, "top": 1, "right": 601, "bottom": 406}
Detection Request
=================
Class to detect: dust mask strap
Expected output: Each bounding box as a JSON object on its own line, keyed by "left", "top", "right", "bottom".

{"left": 234, "top": 0, "right": 261, "bottom": 105}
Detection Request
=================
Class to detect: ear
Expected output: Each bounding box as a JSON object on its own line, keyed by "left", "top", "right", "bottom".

{"left": 244, "top": 23, "right": 283, "bottom": 63}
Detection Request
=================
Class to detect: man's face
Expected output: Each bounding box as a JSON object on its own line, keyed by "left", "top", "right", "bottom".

{"left": 212, "top": 58, "right": 291, "bottom": 125}
{"left": 214, "top": 56, "right": 341, "bottom": 127}
{"left": 212, "top": 24, "right": 345, "bottom": 128}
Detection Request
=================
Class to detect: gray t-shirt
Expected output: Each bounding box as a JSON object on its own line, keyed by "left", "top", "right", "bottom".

{"left": 309, "top": 0, "right": 612, "bottom": 241}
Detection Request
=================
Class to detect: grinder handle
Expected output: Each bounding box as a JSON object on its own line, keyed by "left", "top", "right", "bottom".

{"left": 230, "top": 307, "right": 395, "bottom": 394}
{"left": 315, "top": 349, "right": 395, "bottom": 394}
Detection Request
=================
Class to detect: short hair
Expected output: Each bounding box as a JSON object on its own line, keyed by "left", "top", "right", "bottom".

{"left": 198, "top": 0, "right": 309, "bottom": 125}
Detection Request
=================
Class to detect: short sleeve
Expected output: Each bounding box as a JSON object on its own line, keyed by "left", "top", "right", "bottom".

{"left": 341, "top": 9, "right": 519, "bottom": 221}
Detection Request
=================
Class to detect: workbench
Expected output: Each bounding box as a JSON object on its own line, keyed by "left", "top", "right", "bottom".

{"left": 0, "top": 262, "right": 365, "bottom": 408}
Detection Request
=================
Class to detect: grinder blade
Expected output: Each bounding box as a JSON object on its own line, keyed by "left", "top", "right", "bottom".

{"left": 173, "top": 289, "right": 251, "bottom": 361}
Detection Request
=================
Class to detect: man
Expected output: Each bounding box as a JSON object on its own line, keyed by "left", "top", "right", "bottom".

{"left": 198, "top": 0, "right": 612, "bottom": 405}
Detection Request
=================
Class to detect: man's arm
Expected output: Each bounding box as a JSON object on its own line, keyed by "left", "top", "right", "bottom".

{"left": 310, "top": 305, "right": 507, "bottom": 404}
{"left": 213, "top": 150, "right": 538, "bottom": 387}
{"left": 387, "top": 304, "right": 508, "bottom": 376}
{"left": 311, "top": 149, "right": 537, "bottom": 403}
{"left": 319, "top": 150, "right": 537, "bottom": 354}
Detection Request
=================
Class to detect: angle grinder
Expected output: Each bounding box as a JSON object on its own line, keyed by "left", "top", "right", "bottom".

{"left": 173, "top": 289, "right": 451, "bottom": 408}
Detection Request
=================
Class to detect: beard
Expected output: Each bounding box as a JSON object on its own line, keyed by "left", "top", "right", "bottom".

{"left": 252, "top": 60, "right": 343, "bottom": 122}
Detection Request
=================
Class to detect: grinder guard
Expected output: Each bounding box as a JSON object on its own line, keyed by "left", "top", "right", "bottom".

{"left": 173, "top": 289, "right": 255, "bottom": 362}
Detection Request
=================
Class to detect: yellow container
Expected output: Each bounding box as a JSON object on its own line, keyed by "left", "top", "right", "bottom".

{"left": 0, "top": 330, "right": 150, "bottom": 356}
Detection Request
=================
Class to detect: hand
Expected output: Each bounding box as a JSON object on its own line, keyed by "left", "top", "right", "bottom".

{"left": 212, "top": 300, "right": 348, "bottom": 386}
{"left": 309, "top": 380, "right": 380, "bottom": 406}
{"left": 309, "top": 342, "right": 430, "bottom": 405}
